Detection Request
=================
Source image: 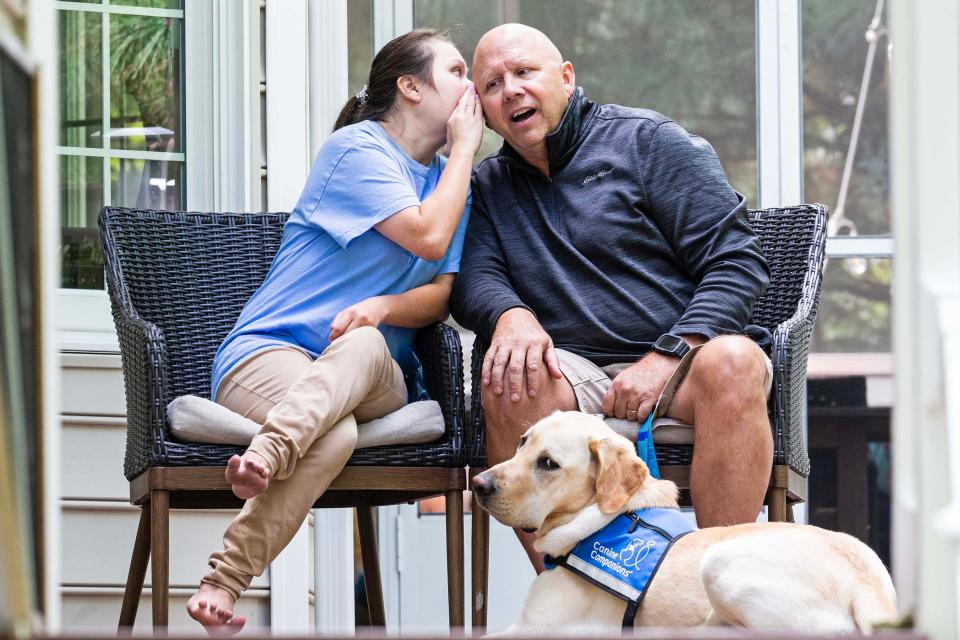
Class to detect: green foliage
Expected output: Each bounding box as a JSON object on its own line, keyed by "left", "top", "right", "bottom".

{"left": 109, "top": 13, "right": 180, "bottom": 151}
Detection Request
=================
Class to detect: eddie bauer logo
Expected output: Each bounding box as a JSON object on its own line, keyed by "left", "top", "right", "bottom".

{"left": 589, "top": 537, "right": 657, "bottom": 577}
{"left": 582, "top": 167, "right": 613, "bottom": 185}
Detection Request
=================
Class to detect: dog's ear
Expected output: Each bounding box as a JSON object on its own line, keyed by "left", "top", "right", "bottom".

{"left": 589, "top": 437, "right": 649, "bottom": 514}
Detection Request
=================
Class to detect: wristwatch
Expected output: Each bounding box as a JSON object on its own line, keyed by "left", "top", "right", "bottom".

{"left": 651, "top": 333, "right": 690, "bottom": 359}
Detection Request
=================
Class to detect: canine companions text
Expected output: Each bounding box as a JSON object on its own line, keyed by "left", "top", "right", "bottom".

{"left": 472, "top": 412, "right": 897, "bottom": 634}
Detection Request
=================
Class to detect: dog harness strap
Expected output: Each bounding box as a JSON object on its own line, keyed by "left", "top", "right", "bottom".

{"left": 621, "top": 601, "right": 639, "bottom": 630}
{"left": 544, "top": 508, "right": 696, "bottom": 629}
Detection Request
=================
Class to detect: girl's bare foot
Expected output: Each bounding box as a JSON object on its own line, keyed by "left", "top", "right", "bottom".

{"left": 187, "top": 582, "right": 246, "bottom": 635}
{"left": 225, "top": 451, "right": 271, "bottom": 499}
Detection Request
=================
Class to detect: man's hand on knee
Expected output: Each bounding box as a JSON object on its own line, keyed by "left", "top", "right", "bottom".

{"left": 483, "top": 308, "right": 563, "bottom": 402}
{"left": 602, "top": 352, "right": 677, "bottom": 421}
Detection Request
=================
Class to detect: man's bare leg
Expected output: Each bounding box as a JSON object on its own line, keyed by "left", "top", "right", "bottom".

{"left": 186, "top": 582, "right": 246, "bottom": 634}
{"left": 225, "top": 451, "right": 271, "bottom": 500}
{"left": 665, "top": 336, "right": 773, "bottom": 527}
{"left": 481, "top": 365, "right": 577, "bottom": 572}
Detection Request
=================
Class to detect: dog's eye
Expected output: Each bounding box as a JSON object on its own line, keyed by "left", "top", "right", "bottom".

{"left": 537, "top": 456, "right": 559, "bottom": 471}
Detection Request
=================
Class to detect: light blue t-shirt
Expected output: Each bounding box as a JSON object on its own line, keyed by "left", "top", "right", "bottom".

{"left": 210, "top": 119, "right": 471, "bottom": 399}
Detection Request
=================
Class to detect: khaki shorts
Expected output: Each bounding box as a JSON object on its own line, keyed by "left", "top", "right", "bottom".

{"left": 555, "top": 342, "right": 773, "bottom": 420}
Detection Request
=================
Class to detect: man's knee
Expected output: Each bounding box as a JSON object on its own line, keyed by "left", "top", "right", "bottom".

{"left": 480, "top": 369, "right": 576, "bottom": 426}
{"left": 687, "top": 336, "right": 768, "bottom": 398}
{"left": 479, "top": 369, "right": 576, "bottom": 463}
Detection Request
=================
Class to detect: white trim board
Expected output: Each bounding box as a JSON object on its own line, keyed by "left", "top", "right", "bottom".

{"left": 756, "top": 0, "right": 802, "bottom": 208}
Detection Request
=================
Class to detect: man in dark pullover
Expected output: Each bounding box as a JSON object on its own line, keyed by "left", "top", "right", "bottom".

{"left": 451, "top": 24, "right": 774, "bottom": 570}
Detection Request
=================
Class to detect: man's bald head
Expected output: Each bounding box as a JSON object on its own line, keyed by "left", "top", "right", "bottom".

{"left": 473, "top": 24, "right": 563, "bottom": 73}
{"left": 470, "top": 23, "right": 576, "bottom": 172}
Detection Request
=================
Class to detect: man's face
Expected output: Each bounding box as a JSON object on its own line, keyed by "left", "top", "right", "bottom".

{"left": 473, "top": 33, "right": 575, "bottom": 157}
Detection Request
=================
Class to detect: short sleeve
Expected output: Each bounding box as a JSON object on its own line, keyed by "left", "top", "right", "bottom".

{"left": 306, "top": 142, "right": 420, "bottom": 248}
{"left": 437, "top": 194, "right": 472, "bottom": 275}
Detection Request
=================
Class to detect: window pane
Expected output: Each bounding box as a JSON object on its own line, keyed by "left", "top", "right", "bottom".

{"left": 109, "top": 14, "right": 183, "bottom": 152}
{"left": 110, "top": 158, "right": 183, "bottom": 211}
{"left": 59, "top": 10, "right": 103, "bottom": 148}
{"left": 61, "top": 155, "right": 105, "bottom": 290}
{"left": 803, "top": 1, "right": 890, "bottom": 236}
{"left": 111, "top": 0, "right": 183, "bottom": 8}
{"left": 414, "top": 0, "right": 757, "bottom": 202}
{"left": 348, "top": 0, "right": 373, "bottom": 98}
{"left": 812, "top": 257, "right": 891, "bottom": 353}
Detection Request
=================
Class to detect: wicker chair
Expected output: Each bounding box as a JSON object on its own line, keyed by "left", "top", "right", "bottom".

{"left": 466, "top": 204, "right": 828, "bottom": 629}
{"left": 100, "top": 207, "right": 468, "bottom": 630}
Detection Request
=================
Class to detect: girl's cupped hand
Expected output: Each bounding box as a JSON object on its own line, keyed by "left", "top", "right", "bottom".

{"left": 328, "top": 296, "right": 389, "bottom": 342}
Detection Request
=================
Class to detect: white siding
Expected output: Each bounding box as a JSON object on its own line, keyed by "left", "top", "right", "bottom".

{"left": 58, "top": 353, "right": 270, "bottom": 631}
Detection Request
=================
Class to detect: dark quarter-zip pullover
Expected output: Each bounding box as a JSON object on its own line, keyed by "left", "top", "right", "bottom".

{"left": 450, "top": 88, "right": 771, "bottom": 366}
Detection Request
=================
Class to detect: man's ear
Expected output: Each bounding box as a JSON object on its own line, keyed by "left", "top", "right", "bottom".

{"left": 590, "top": 437, "right": 648, "bottom": 514}
{"left": 561, "top": 60, "right": 576, "bottom": 98}
{"left": 396, "top": 75, "right": 422, "bottom": 103}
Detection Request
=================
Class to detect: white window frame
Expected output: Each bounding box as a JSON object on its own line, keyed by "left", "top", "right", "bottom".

{"left": 54, "top": 1, "right": 184, "bottom": 348}
{"left": 758, "top": 0, "right": 893, "bottom": 263}
{"left": 757, "top": 0, "right": 802, "bottom": 208}
{"left": 55, "top": 0, "right": 260, "bottom": 351}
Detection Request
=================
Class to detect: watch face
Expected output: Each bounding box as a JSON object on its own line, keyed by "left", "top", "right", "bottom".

{"left": 658, "top": 335, "right": 683, "bottom": 350}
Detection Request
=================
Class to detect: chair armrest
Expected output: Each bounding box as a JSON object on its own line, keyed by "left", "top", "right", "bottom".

{"left": 468, "top": 337, "right": 488, "bottom": 467}
{"left": 770, "top": 309, "right": 817, "bottom": 477}
{"left": 768, "top": 229, "right": 825, "bottom": 476}
{"left": 413, "top": 323, "right": 466, "bottom": 450}
{"left": 111, "top": 307, "right": 171, "bottom": 480}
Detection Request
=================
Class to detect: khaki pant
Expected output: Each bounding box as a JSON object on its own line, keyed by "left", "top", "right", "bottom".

{"left": 555, "top": 341, "right": 773, "bottom": 418}
{"left": 204, "top": 326, "right": 407, "bottom": 599}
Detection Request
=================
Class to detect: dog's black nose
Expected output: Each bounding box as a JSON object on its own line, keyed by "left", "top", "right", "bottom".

{"left": 472, "top": 472, "right": 497, "bottom": 498}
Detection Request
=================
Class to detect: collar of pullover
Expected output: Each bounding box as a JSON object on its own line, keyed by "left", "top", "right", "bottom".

{"left": 499, "top": 87, "right": 598, "bottom": 175}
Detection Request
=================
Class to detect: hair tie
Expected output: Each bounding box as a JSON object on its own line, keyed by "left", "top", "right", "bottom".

{"left": 355, "top": 85, "right": 368, "bottom": 106}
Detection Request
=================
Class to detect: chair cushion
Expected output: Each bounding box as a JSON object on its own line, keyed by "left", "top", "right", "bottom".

{"left": 604, "top": 416, "right": 695, "bottom": 446}
{"left": 167, "top": 395, "right": 445, "bottom": 449}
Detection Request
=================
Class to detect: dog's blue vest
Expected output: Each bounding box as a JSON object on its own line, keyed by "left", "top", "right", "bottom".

{"left": 544, "top": 508, "right": 696, "bottom": 628}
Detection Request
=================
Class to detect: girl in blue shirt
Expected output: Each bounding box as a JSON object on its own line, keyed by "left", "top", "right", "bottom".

{"left": 188, "top": 29, "right": 482, "bottom": 631}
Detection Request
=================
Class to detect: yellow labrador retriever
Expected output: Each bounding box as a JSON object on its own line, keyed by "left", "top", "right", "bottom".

{"left": 473, "top": 411, "right": 897, "bottom": 634}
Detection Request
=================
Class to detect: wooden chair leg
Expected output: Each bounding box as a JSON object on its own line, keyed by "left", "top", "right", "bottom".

{"left": 150, "top": 490, "right": 169, "bottom": 630}
{"left": 118, "top": 506, "right": 151, "bottom": 630}
{"left": 357, "top": 505, "right": 386, "bottom": 627}
{"left": 445, "top": 489, "right": 465, "bottom": 630}
{"left": 470, "top": 492, "right": 489, "bottom": 635}
{"left": 768, "top": 486, "right": 788, "bottom": 522}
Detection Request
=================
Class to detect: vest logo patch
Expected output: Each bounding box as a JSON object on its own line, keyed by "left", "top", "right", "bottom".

{"left": 589, "top": 536, "right": 656, "bottom": 577}
{"left": 582, "top": 167, "right": 613, "bottom": 185}
{"left": 620, "top": 538, "right": 657, "bottom": 569}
